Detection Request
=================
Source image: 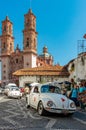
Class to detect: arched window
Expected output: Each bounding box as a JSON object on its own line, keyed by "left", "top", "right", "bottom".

{"left": 3, "top": 70, "right": 6, "bottom": 73}
{"left": 3, "top": 64, "right": 6, "bottom": 68}
{"left": 4, "top": 25, "right": 6, "bottom": 32}
{"left": 10, "top": 43, "right": 12, "bottom": 50}
{"left": 16, "top": 59, "right": 18, "bottom": 63}
{"left": 34, "top": 39, "right": 36, "bottom": 48}
{"left": 3, "top": 42, "right": 6, "bottom": 49}
{"left": 9, "top": 25, "right": 11, "bottom": 33}
{"left": 26, "top": 38, "right": 29, "bottom": 47}
{"left": 81, "top": 57, "right": 84, "bottom": 65}
{"left": 3, "top": 76, "right": 6, "bottom": 79}
{"left": 70, "top": 63, "right": 75, "bottom": 72}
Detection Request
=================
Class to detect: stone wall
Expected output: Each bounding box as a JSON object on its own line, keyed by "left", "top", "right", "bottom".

{"left": 19, "top": 75, "right": 68, "bottom": 87}
{"left": 68, "top": 53, "right": 86, "bottom": 82}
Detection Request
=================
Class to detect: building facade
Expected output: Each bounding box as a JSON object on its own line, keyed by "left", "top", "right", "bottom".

{"left": 0, "top": 9, "right": 53, "bottom": 86}
{"left": 68, "top": 52, "right": 86, "bottom": 82}
{"left": 13, "top": 65, "right": 69, "bottom": 87}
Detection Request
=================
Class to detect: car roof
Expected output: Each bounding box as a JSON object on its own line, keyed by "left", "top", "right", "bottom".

{"left": 7, "top": 83, "right": 16, "bottom": 86}
{"left": 30, "top": 82, "right": 40, "bottom": 87}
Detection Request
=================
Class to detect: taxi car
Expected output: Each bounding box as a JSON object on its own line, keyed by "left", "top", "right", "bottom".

{"left": 26, "top": 83, "right": 76, "bottom": 115}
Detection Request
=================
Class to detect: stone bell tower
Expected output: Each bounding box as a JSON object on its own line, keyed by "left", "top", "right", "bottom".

{"left": 1, "top": 16, "right": 14, "bottom": 55}
{"left": 0, "top": 16, "right": 14, "bottom": 84}
{"left": 23, "top": 9, "right": 38, "bottom": 68}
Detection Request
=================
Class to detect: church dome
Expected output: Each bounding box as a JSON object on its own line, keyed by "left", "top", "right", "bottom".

{"left": 39, "top": 46, "right": 52, "bottom": 58}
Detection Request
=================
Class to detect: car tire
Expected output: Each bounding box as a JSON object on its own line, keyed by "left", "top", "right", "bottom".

{"left": 68, "top": 113, "right": 74, "bottom": 116}
{"left": 18, "top": 96, "right": 21, "bottom": 99}
{"left": 26, "top": 104, "right": 30, "bottom": 108}
{"left": 38, "top": 101, "right": 46, "bottom": 116}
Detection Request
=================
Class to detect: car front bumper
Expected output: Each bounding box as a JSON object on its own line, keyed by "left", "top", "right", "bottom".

{"left": 45, "top": 107, "right": 76, "bottom": 114}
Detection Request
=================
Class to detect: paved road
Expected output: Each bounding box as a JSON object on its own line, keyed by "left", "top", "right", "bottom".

{"left": 0, "top": 95, "right": 86, "bottom": 130}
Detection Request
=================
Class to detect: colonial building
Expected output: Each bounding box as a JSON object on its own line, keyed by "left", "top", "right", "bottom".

{"left": 13, "top": 65, "right": 69, "bottom": 87}
{"left": 0, "top": 9, "right": 53, "bottom": 86}
{"left": 68, "top": 52, "right": 86, "bottom": 82}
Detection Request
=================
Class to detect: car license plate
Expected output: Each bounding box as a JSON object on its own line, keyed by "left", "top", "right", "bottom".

{"left": 62, "top": 109, "right": 68, "bottom": 113}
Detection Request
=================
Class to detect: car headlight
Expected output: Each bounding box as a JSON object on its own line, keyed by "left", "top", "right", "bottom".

{"left": 47, "top": 101, "right": 54, "bottom": 107}
{"left": 70, "top": 102, "right": 76, "bottom": 108}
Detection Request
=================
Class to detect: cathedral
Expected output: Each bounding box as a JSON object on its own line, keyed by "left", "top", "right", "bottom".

{"left": 0, "top": 9, "right": 53, "bottom": 86}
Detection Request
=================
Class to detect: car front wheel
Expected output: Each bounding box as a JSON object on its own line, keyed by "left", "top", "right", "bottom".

{"left": 38, "top": 101, "right": 46, "bottom": 116}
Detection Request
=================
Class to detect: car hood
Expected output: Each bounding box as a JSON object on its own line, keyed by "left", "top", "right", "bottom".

{"left": 40, "top": 93, "right": 70, "bottom": 108}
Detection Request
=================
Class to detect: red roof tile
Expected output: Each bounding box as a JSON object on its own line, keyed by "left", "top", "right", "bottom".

{"left": 13, "top": 65, "right": 69, "bottom": 77}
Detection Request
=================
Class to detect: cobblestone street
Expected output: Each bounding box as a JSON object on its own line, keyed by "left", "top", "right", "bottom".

{"left": 0, "top": 95, "right": 86, "bottom": 130}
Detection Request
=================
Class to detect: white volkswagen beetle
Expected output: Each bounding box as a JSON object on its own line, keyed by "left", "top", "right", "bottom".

{"left": 26, "top": 83, "right": 76, "bottom": 115}
{"left": 8, "top": 87, "right": 22, "bottom": 99}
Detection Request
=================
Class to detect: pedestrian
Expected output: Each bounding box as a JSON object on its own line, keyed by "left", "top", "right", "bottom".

{"left": 62, "top": 88, "right": 67, "bottom": 96}
{"left": 50, "top": 86, "right": 55, "bottom": 93}
{"left": 78, "top": 82, "right": 86, "bottom": 111}
{"left": 24, "top": 86, "right": 30, "bottom": 95}
{"left": 70, "top": 78, "right": 75, "bottom": 89}
{"left": 70, "top": 83, "right": 79, "bottom": 106}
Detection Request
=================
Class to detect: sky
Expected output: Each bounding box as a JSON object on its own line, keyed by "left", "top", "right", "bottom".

{"left": 0, "top": 0, "right": 86, "bottom": 67}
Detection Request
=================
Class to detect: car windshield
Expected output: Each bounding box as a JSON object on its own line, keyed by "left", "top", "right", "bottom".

{"left": 41, "top": 85, "right": 61, "bottom": 94}
{"left": 5, "top": 85, "right": 17, "bottom": 89}
{"left": 10, "top": 87, "right": 19, "bottom": 91}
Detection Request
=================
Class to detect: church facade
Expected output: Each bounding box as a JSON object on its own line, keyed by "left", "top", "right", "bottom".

{"left": 0, "top": 9, "right": 53, "bottom": 86}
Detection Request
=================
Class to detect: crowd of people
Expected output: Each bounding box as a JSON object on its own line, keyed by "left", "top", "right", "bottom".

{"left": 68, "top": 79, "right": 86, "bottom": 111}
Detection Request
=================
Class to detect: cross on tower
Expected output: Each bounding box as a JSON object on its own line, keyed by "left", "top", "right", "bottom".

{"left": 30, "top": 0, "right": 32, "bottom": 9}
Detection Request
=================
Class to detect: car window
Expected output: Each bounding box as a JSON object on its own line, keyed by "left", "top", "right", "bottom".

{"left": 33, "top": 86, "right": 39, "bottom": 93}
{"left": 54, "top": 87, "right": 61, "bottom": 94}
{"left": 15, "top": 88, "right": 19, "bottom": 91}
{"left": 41, "top": 85, "right": 61, "bottom": 94}
{"left": 41, "top": 85, "right": 49, "bottom": 93}
{"left": 11, "top": 86, "right": 17, "bottom": 88}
